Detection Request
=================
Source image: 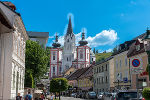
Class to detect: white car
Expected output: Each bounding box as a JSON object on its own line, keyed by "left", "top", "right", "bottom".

{"left": 97, "top": 92, "right": 104, "bottom": 100}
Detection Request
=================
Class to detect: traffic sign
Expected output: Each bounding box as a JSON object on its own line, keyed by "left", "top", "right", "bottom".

{"left": 130, "top": 56, "right": 143, "bottom": 74}
{"left": 132, "top": 59, "right": 140, "bottom": 67}
{"left": 123, "top": 77, "right": 128, "bottom": 83}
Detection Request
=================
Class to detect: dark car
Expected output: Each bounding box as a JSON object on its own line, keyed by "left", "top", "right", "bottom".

{"left": 86, "top": 91, "right": 97, "bottom": 99}
{"left": 115, "top": 91, "right": 143, "bottom": 100}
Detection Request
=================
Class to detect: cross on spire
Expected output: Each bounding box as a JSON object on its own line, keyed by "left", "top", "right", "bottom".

{"left": 82, "top": 29, "right": 85, "bottom": 40}
{"left": 55, "top": 32, "right": 58, "bottom": 42}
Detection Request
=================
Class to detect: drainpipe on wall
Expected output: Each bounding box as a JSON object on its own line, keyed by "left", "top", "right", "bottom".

{"left": 146, "top": 51, "right": 150, "bottom": 82}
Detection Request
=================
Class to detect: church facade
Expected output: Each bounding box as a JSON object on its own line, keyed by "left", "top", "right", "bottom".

{"left": 49, "top": 18, "right": 96, "bottom": 78}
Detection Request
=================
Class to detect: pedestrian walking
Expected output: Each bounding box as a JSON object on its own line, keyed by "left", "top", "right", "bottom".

{"left": 50, "top": 93, "right": 54, "bottom": 100}
{"left": 25, "top": 91, "right": 32, "bottom": 100}
{"left": 16, "top": 93, "right": 22, "bottom": 100}
{"left": 39, "top": 93, "right": 45, "bottom": 100}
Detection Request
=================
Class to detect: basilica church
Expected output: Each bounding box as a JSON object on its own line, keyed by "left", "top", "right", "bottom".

{"left": 49, "top": 17, "right": 96, "bottom": 78}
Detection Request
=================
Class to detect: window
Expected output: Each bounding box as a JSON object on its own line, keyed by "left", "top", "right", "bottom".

{"left": 97, "top": 67, "right": 99, "bottom": 73}
{"left": 99, "top": 67, "right": 101, "bottom": 73}
{"left": 116, "top": 60, "right": 118, "bottom": 68}
{"left": 67, "top": 57, "right": 68, "bottom": 61}
{"left": 92, "top": 58, "right": 93, "bottom": 61}
{"left": 106, "top": 64, "right": 107, "bottom": 71}
{"left": 53, "top": 66, "right": 55, "bottom": 76}
{"left": 106, "top": 76, "right": 108, "bottom": 83}
{"left": 120, "top": 73, "right": 122, "bottom": 81}
{"left": 125, "top": 57, "right": 128, "bottom": 66}
{"left": 80, "top": 50, "right": 83, "bottom": 59}
{"left": 136, "top": 45, "right": 140, "bottom": 51}
{"left": 20, "top": 75, "right": 21, "bottom": 89}
{"left": 102, "top": 66, "right": 104, "bottom": 72}
{"left": 102, "top": 77, "right": 104, "bottom": 84}
{"left": 94, "top": 68, "right": 96, "bottom": 74}
{"left": 53, "top": 52, "right": 55, "bottom": 60}
{"left": 125, "top": 71, "right": 128, "bottom": 78}
{"left": 13, "top": 71, "right": 15, "bottom": 89}
{"left": 97, "top": 78, "right": 98, "bottom": 85}
{"left": 87, "top": 53, "right": 89, "bottom": 59}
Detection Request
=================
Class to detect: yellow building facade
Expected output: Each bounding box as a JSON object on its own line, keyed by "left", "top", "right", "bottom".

{"left": 113, "top": 51, "right": 131, "bottom": 90}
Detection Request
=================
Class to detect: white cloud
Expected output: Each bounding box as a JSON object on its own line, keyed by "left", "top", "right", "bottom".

{"left": 106, "top": 49, "right": 113, "bottom": 52}
{"left": 86, "top": 30, "right": 118, "bottom": 47}
{"left": 52, "top": 29, "right": 118, "bottom": 48}
{"left": 49, "top": 36, "right": 54, "bottom": 39}
{"left": 57, "top": 32, "right": 82, "bottom": 46}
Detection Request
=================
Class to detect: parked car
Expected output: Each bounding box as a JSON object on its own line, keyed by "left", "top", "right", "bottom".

{"left": 76, "top": 92, "right": 83, "bottom": 98}
{"left": 111, "top": 92, "right": 117, "bottom": 100}
{"left": 115, "top": 91, "right": 143, "bottom": 100}
{"left": 86, "top": 91, "right": 97, "bottom": 99}
{"left": 71, "top": 93, "right": 77, "bottom": 98}
{"left": 97, "top": 92, "right": 104, "bottom": 100}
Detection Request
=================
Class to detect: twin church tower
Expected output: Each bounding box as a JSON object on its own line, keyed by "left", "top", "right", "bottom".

{"left": 49, "top": 17, "right": 96, "bottom": 78}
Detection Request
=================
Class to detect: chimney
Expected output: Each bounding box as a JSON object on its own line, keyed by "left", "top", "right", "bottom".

{"left": 3, "top": 1, "right": 16, "bottom": 10}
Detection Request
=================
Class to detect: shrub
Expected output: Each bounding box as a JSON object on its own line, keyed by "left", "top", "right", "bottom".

{"left": 142, "top": 87, "right": 150, "bottom": 100}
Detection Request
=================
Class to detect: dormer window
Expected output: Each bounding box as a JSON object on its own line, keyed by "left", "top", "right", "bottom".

{"left": 136, "top": 45, "right": 140, "bottom": 51}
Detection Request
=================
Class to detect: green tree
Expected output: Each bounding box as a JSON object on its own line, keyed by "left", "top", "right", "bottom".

{"left": 93, "top": 48, "right": 96, "bottom": 54}
{"left": 96, "top": 50, "right": 99, "bottom": 54}
{"left": 142, "top": 87, "right": 150, "bottom": 100}
{"left": 113, "top": 45, "right": 118, "bottom": 54}
{"left": 25, "top": 40, "right": 49, "bottom": 88}
{"left": 50, "top": 78, "right": 68, "bottom": 93}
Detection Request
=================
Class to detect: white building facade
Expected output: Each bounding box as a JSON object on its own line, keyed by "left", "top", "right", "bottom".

{"left": 49, "top": 18, "right": 95, "bottom": 78}
{"left": 0, "top": 1, "right": 28, "bottom": 99}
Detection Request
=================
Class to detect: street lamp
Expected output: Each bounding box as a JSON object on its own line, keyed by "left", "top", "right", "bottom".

{"left": 59, "top": 80, "right": 61, "bottom": 100}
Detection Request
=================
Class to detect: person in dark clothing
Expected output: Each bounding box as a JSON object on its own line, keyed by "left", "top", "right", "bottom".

{"left": 16, "top": 93, "right": 22, "bottom": 100}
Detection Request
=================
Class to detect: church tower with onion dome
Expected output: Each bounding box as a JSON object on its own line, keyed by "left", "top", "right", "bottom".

{"left": 49, "top": 33, "right": 63, "bottom": 78}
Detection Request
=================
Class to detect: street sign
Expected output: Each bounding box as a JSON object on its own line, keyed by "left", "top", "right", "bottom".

{"left": 123, "top": 77, "right": 128, "bottom": 83}
{"left": 130, "top": 56, "right": 143, "bottom": 74}
{"left": 132, "top": 59, "right": 140, "bottom": 67}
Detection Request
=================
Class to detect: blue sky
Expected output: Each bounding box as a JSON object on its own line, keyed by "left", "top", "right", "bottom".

{"left": 5, "top": 0, "right": 150, "bottom": 52}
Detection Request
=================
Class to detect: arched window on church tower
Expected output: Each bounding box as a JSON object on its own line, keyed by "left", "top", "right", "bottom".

{"left": 53, "top": 52, "right": 56, "bottom": 60}
{"left": 80, "top": 50, "right": 83, "bottom": 59}
{"left": 53, "top": 66, "right": 55, "bottom": 76}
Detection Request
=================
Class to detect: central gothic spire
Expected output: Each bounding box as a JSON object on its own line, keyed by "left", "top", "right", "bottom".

{"left": 66, "top": 16, "right": 73, "bottom": 35}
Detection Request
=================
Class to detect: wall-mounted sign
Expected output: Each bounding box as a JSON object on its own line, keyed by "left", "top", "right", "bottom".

{"left": 130, "top": 56, "right": 143, "bottom": 74}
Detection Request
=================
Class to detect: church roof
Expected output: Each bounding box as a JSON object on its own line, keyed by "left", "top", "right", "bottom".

{"left": 66, "top": 17, "right": 74, "bottom": 36}
{"left": 52, "top": 33, "right": 61, "bottom": 48}
{"left": 79, "top": 31, "right": 88, "bottom": 46}
{"left": 67, "top": 67, "right": 89, "bottom": 80}
{"left": 79, "top": 66, "right": 93, "bottom": 79}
